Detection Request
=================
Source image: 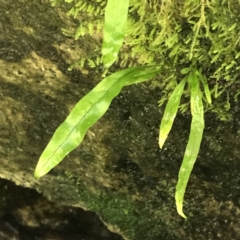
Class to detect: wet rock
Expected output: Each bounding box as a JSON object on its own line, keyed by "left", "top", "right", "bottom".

{"left": 0, "top": 178, "right": 123, "bottom": 240}
{"left": 0, "top": 1, "right": 240, "bottom": 240}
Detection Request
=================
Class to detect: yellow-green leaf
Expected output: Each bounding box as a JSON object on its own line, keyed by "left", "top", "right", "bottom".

{"left": 198, "top": 72, "right": 212, "bottom": 105}
{"left": 34, "top": 65, "right": 161, "bottom": 179}
{"left": 181, "top": 67, "right": 191, "bottom": 75}
{"left": 159, "top": 78, "right": 187, "bottom": 148}
{"left": 102, "top": 0, "right": 129, "bottom": 68}
{"left": 175, "top": 71, "right": 205, "bottom": 218}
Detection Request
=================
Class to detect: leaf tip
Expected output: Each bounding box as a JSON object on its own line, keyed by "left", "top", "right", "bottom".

{"left": 159, "top": 138, "right": 165, "bottom": 149}
{"left": 34, "top": 170, "right": 41, "bottom": 180}
{"left": 34, "top": 164, "right": 46, "bottom": 180}
{"left": 178, "top": 209, "right": 187, "bottom": 219}
{"left": 176, "top": 194, "right": 187, "bottom": 218}
{"left": 176, "top": 203, "right": 187, "bottom": 218}
{"left": 159, "top": 131, "right": 167, "bottom": 149}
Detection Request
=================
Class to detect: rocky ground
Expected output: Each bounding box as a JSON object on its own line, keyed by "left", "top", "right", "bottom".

{"left": 0, "top": 178, "right": 123, "bottom": 240}
{"left": 1, "top": 1, "right": 240, "bottom": 240}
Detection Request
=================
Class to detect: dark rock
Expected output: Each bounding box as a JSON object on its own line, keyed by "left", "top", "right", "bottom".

{"left": 0, "top": 178, "right": 123, "bottom": 240}
{"left": 0, "top": 1, "right": 240, "bottom": 240}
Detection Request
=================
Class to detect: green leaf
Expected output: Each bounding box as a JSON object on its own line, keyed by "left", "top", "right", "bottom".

{"left": 102, "top": 0, "right": 129, "bottom": 68}
{"left": 125, "top": 66, "right": 161, "bottom": 86}
{"left": 181, "top": 67, "right": 191, "bottom": 75}
{"left": 159, "top": 78, "right": 187, "bottom": 149}
{"left": 229, "top": 23, "right": 237, "bottom": 32}
{"left": 175, "top": 71, "right": 205, "bottom": 218}
{"left": 34, "top": 65, "right": 161, "bottom": 179}
{"left": 87, "top": 58, "right": 96, "bottom": 68}
{"left": 198, "top": 72, "right": 212, "bottom": 105}
{"left": 74, "top": 25, "right": 86, "bottom": 40}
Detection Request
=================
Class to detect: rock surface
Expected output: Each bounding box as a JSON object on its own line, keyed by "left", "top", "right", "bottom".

{"left": 0, "top": 178, "right": 123, "bottom": 240}
{"left": 1, "top": 1, "right": 240, "bottom": 240}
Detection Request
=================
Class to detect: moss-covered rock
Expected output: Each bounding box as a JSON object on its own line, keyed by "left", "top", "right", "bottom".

{"left": 1, "top": 0, "right": 240, "bottom": 239}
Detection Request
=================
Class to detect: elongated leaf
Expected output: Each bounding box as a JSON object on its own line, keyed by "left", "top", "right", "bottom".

{"left": 199, "top": 74, "right": 212, "bottom": 105}
{"left": 159, "top": 78, "right": 187, "bottom": 149}
{"left": 34, "top": 66, "right": 161, "bottom": 179}
{"left": 125, "top": 66, "right": 161, "bottom": 86}
{"left": 203, "top": 83, "right": 211, "bottom": 104}
{"left": 102, "top": 0, "right": 129, "bottom": 68}
{"left": 175, "top": 71, "right": 205, "bottom": 218}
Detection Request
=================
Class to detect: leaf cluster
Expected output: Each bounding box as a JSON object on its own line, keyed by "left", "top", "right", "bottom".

{"left": 40, "top": 0, "right": 240, "bottom": 218}
{"left": 51, "top": 0, "right": 240, "bottom": 113}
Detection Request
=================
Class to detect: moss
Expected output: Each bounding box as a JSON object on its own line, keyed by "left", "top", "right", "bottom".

{"left": 51, "top": 0, "right": 240, "bottom": 120}
{"left": 64, "top": 171, "right": 177, "bottom": 240}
